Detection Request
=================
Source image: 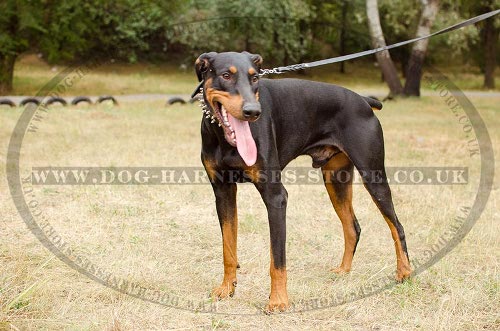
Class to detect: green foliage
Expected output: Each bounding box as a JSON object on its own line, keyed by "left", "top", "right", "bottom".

{"left": 458, "top": 0, "right": 500, "bottom": 70}
{"left": 86, "top": 0, "right": 183, "bottom": 62}
{"left": 0, "top": 0, "right": 493, "bottom": 69}
{"left": 0, "top": 0, "right": 45, "bottom": 57}
{"left": 38, "top": 0, "right": 185, "bottom": 63}
{"left": 170, "top": 0, "right": 313, "bottom": 65}
{"left": 307, "top": 0, "right": 370, "bottom": 57}
{"left": 374, "top": 0, "right": 490, "bottom": 67}
{"left": 0, "top": 0, "right": 187, "bottom": 64}
{"left": 39, "top": 0, "right": 94, "bottom": 63}
{"left": 429, "top": 1, "right": 479, "bottom": 64}
{"left": 379, "top": 0, "right": 420, "bottom": 39}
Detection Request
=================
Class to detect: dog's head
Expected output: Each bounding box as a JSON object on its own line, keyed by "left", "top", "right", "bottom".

{"left": 195, "top": 51, "right": 263, "bottom": 166}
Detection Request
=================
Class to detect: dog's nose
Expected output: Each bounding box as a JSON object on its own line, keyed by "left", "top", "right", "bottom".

{"left": 243, "top": 103, "right": 261, "bottom": 119}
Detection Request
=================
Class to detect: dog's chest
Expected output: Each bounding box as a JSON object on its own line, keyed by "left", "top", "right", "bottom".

{"left": 221, "top": 148, "right": 248, "bottom": 169}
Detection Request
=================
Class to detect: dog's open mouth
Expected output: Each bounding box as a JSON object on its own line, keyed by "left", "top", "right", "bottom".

{"left": 213, "top": 101, "right": 257, "bottom": 166}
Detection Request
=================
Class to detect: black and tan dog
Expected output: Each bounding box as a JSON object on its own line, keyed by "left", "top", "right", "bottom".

{"left": 195, "top": 51, "right": 412, "bottom": 312}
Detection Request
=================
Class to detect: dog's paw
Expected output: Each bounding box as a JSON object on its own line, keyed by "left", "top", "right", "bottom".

{"left": 210, "top": 280, "right": 236, "bottom": 300}
{"left": 264, "top": 293, "right": 289, "bottom": 314}
{"left": 395, "top": 266, "right": 412, "bottom": 282}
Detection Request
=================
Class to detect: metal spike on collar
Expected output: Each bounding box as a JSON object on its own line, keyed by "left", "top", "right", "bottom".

{"left": 197, "top": 88, "right": 221, "bottom": 126}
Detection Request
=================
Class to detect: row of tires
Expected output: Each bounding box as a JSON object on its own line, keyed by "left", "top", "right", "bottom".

{"left": 166, "top": 95, "right": 201, "bottom": 105}
{"left": 0, "top": 96, "right": 118, "bottom": 107}
{"left": 0, "top": 95, "right": 200, "bottom": 107}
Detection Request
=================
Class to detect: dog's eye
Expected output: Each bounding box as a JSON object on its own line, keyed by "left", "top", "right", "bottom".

{"left": 222, "top": 72, "right": 231, "bottom": 80}
{"left": 251, "top": 75, "right": 259, "bottom": 83}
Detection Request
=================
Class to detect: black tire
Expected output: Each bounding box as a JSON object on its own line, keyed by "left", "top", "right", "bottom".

{"left": 46, "top": 97, "right": 67, "bottom": 106}
{"left": 20, "top": 98, "right": 40, "bottom": 106}
{"left": 97, "top": 95, "right": 118, "bottom": 105}
{"left": 0, "top": 99, "right": 16, "bottom": 107}
{"left": 167, "top": 97, "right": 186, "bottom": 105}
{"left": 71, "top": 96, "right": 93, "bottom": 105}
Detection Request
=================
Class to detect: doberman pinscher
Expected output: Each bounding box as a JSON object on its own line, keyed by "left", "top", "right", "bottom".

{"left": 195, "top": 51, "right": 412, "bottom": 312}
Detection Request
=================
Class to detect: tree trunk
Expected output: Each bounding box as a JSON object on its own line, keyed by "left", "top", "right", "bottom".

{"left": 404, "top": 0, "right": 439, "bottom": 96}
{"left": 1, "top": 0, "right": 19, "bottom": 95}
{"left": 297, "top": 19, "right": 307, "bottom": 75}
{"left": 366, "top": 0, "right": 403, "bottom": 96}
{"left": 339, "top": 0, "right": 348, "bottom": 74}
{"left": 482, "top": 6, "right": 498, "bottom": 89}
{"left": 0, "top": 54, "right": 16, "bottom": 94}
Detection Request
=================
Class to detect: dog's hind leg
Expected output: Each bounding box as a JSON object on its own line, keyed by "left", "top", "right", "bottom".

{"left": 360, "top": 169, "right": 412, "bottom": 281}
{"left": 342, "top": 117, "right": 412, "bottom": 282}
{"left": 362, "top": 171, "right": 412, "bottom": 282}
{"left": 321, "top": 152, "right": 361, "bottom": 274}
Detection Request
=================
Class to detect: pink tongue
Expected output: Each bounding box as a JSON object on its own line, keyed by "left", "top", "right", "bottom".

{"left": 228, "top": 113, "right": 257, "bottom": 166}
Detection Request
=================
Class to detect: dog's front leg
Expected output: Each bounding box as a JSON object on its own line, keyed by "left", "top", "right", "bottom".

{"left": 210, "top": 182, "right": 238, "bottom": 300}
{"left": 255, "top": 182, "right": 289, "bottom": 312}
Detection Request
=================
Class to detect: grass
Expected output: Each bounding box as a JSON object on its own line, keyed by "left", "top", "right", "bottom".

{"left": 12, "top": 54, "right": 197, "bottom": 96}
{"left": 0, "top": 70, "right": 499, "bottom": 329}
{"left": 9, "top": 54, "right": 500, "bottom": 97}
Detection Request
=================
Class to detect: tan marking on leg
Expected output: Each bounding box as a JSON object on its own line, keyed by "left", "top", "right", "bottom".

{"left": 211, "top": 215, "right": 238, "bottom": 300}
{"left": 266, "top": 249, "right": 289, "bottom": 313}
{"left": 203, "top": 159, "right": 218, "bottom": 182}
{"left": 322, "top": 153, "right": 357, "bottom": 274}
{"left": 324, "top": 184, "right": 356, "bottom": 274}
{"left": 243, "top": 164, "right": 260, "bottom": 183}
{"left": 229, "top": 66, "right": 237, "bottom": 74}
{"left": 384, "top": 217, "right": 412, "bottom": 281}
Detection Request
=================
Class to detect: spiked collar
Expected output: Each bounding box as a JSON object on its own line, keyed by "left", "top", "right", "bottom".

{"left": 197, "top": 88, "right": 222, "bottom": 127}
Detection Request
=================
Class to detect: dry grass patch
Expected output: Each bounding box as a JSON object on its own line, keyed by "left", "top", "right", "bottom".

{"left": 0, "top": 95, "right": 498, "bottom": 329}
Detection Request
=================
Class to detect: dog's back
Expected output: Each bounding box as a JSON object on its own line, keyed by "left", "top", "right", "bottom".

{"left": 257, "top": 78, "right": 382, "bottom": 164}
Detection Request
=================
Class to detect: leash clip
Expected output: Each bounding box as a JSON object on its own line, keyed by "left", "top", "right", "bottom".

{"left": 259, "top": 68, "right": 283, "bottom": 77}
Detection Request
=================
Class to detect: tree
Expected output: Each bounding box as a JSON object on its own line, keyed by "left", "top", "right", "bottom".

{"left": 41, "top": 0, "right": 185, "bottom": 63}
{"left": 0, "top": 1, "right": 44, "bottom": 94}
{"left": 338, "top": 0, "right": 348, "bottom": 73}
{"left": 366, "top": 0, "right": 404, "bottom": 96}
{"left": 173, "top": 0, "right": 312, "bottom": 66}
{"left": 377, "top": 1, "right": 420, "bottom": 77}
{"left": 481, "top": 3, "right": 499, "bottom": 89}
{"left": 465, "top": 0, "right": 500, "bottom": 89}
{"left": 0, "top": 0, "right": 185, "bottom": 94}
{"left": 404, "top": 0, "right": 440, "bottom": 96}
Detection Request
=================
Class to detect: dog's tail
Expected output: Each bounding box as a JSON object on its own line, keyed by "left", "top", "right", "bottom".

{"left": 363, "top": 96, "right": 383, "bottom": 111}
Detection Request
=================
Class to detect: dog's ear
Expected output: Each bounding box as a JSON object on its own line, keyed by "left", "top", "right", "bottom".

{"left": 195, "top": 52, "right": 217, "bottom": 82}
{"left": 243, "top": 51, "right": 263, "bottom": 70}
